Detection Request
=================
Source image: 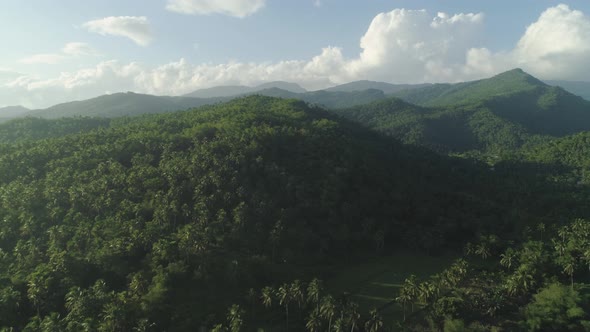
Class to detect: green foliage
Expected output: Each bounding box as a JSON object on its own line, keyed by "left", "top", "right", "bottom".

{"left": 524, "top": 283, "right": 590, "bottom": 331}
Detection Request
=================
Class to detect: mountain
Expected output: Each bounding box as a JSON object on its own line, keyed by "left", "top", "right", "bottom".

{"left": 334, "top": 96, "right": 535, "bottom": 153}
{"left": 26, "top": 92, "right": 227, "bottom": 119}
{"left": 0, "top": 105, "right": 29, "bottom": 121}
{"left": 391, "top": 69, "right": 545, "bottom": 107}
{"left": 325, "top": 80, "right": 430, "bottom": 94}
{"left": 256, "top": 81, "right": 306, "bottom": 93}
{"left": 0, "top": 95, "right": 541, "bottom": 329}
{"left": 182, "top": 85, "right": 252, "bottom": 98}
{"left": 184, "top": 81, "right": 306, "bottom": 98}
{"left": 545, "top": 80, "right": 590, "bottom": 101}
{"left": 334, "top": 69, "right": 590, "bottom": 153}
{"left": 0, "top": 95, "right": 587, "bottom": 330}
{"left": 256, "top": 87, "right": 387, "bottom": 108}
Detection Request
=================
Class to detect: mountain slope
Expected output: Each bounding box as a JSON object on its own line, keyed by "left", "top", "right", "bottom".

{"left": 26, "top": 92, "right": 227, "bottom": 118}
{"left": 333, "top": 96, "right": 539, "bottom": 153}
{"left": 184, "top": 81, "right": 306, "bottom": 98}
{"left": 0, "top": 96, "right": 586, "bottom": 330}
{"left": 326, "top": 80, "right": 429, "bottom": 94}
{"left": 392, "top": 69, "right": 544, "bottom": 106}
{"left": 0, "top": 105, "right": 30, "bottom": 122}
{"left": 545, "top": 80, "right": 590, "bottom": 101}
{"left": 344, "top": 69, "right": 590, "bottom": 146}
{"left": 256, "top": 87, "right": 387, "bottom": 108}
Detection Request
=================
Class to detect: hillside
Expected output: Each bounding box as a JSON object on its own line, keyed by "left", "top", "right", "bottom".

{"left": 325, "top": 80, "right": 429, "bottom": 94}
{"left": 0, "top": 105, "right": 30, "bottom": 122}
{"left": 546, "top": 80, "right": 590, "bottom": 100}
{"left": 1, "top": 96, "right": 585, "bottom": 330}
{"left": 333, "top": 96, "right": 540, "bottom": 154}
{"left": 25, "top": 92, "right": 227, "bottom": 119}
{"left": 391, "top": 69, "right": 545, "bottom": 106}
{"left": 184, "top": 81, "right": 306, "bottom": 98}
{"left": 257, "top": 87, "right": 387, "bottom": 108}
{"left": 335, "top": 70, "right": 590, "bottom": 154}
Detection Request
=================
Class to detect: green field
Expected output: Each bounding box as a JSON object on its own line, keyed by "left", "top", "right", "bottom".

{"left": 326, "top": 252, "right": 457, "bottom": 325}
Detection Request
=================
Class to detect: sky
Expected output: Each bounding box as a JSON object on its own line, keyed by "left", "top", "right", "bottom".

{"left": 2, "top": 0, "right": 590, "bottom": 108}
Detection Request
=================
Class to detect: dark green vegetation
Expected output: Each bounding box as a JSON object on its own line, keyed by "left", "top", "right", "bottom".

{"left": 335, "top": 69, "right": 590, "bottom": 156}
{"left": 2, "top": 69, "right": 590, "bottom": 331}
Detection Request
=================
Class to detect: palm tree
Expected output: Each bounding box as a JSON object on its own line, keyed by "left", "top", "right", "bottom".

{"left": 305, "top": 310, "right": 322, "bottom": 332}
{"left": 562, "top": 257, "right": 576, "bottom": 290}
{"left": 500, "top": 248, "right": 517, "bottom": 269}
{"left": 583, "top": 249, "right": 590, "bottom": 272}
{"left": 307, "top": 278, "right": 323, "bottom": 314}
{"left": 395, "top": 288, "right": 411, "bottom": 321}
{"left": 364, "top": 309, "right": 383, "bottom": 332}
{"left": 290, "top": 280, "right": 305, "bottom": 310}
{"left": 345, "top": 302, "right": 360, "bottom": 332}
{"left": 227, "top": 304, "right": 244, "bottom": 332}
{"left": 277, "top": 283, "right": 293, "bottom": 331}
{"left": 320, "top": 295, "right": 336, "bottom": 332}
{"left": 475, "top": 242, "right": 491, "bottom": 259}
{"left": 418, "top": 281, "right": 438, "bottom": 305}
{"left": 401, "top": 275, "right": 418, "bottom": 313}
{"left": 261, "top": 286, "right": 274, "bottom": 308}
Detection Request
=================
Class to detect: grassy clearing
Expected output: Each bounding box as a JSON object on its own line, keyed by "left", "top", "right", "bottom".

{"left": 325, "top": 252, "right": 457, "bottom": 325}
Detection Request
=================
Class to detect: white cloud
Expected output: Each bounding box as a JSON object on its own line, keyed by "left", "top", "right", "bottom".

{"left": 313, "top": 0, "right": 322, "bottom": 7}
{"left": 83, "top": 16, "right": 152, "bottom": 46}
{"left": 166, "top": 0, "right": 266, "bottom": 18}
{"left": 19, "top": 54, "right": 66, "bottom": 65}
{"left": 511, "top": 4, "right": 590, "bottom": 80}
{"left": 18, "top": 42, "right": 98, "bottom": 65}
{"left": 62, "top": 42, "right": 98, "bottom": 56}
{"left": 4, "top": 4, "right": 590, "bottom": 109}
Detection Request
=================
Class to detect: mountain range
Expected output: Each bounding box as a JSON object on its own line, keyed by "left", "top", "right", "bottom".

{"left": 333, "top": 69, "right": 590, "bottom": 153}
{"left": 3, "top": 70, "right": 590, "bottom": 128}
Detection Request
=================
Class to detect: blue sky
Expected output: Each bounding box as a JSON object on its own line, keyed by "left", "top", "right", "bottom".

{"left": 2, "top": 0, "right": 590, "bottom": 108}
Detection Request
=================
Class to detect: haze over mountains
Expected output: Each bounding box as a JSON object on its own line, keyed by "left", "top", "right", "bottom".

{"left": 2, "top": 70, "right": 590, "bottom": 123}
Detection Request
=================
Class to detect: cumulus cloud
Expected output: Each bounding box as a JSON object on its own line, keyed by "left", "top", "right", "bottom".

{"left": 18, "top": 42, "right": 98, "bottom": 65}
{"left": 4, "top": 4, "right": 590, "bottom": 108}
{"left": 62, "top": 42, "right": 98, "bottom": 56}
{"left": 166, "top": 0, "right": 266, "bottom": 18}
{"left": 511, "top": 4, "right": 590, "bottom": 80}
{"left": 19, "top": 54, "right": 66, "bottom": 65}
{"left": 83, "top": 16, "right": 152, "bottom": 46}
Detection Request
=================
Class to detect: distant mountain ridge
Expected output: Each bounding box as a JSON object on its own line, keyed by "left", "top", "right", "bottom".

{"left": 325, "top": 80, "right": 430, "bottom": 94}
{"left": 25, "top": 92, "right": 229, "bottom": 119}
{"left": 334, "top": 69, "right": 590, "bottom": 153}
{"left": 183, "top": 81, "right": 306, "bottom": 98}
{"left": 0, "top": 105, "right": 30, "bottom": 120}
{"left": 7, "top": 69, "right": 590, "bottom": 127}
{"left": 545, "top": 80, "right": 590, "bottom": 101}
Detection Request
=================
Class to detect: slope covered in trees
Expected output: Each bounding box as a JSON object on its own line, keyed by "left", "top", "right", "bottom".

{"left": 333, "top": 70, "right": 590, "bottom": 156}
{"left": 1, "top": 96, "right": 587, "bottom": 330}
{"left": 25, "top": 92, "right": 229, "bottom": 119}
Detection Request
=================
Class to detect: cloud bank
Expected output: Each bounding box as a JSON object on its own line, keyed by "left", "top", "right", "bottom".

{"left": 83, "top": 16, "right": 152, "bottom": 46}
{"left": 166, "top": 0, "right": 266, "bottom": 18}
{"left": 19, "top": 43, "right": 98, "bottom": 65}
{"left": 4, "top": 4, "right": 590, "bottom": 108}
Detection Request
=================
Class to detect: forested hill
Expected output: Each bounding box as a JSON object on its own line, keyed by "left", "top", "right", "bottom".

{"left": 335, "top": 69, "right": 590, "bottom": 153}
{"left": 1, "top": 95, "right": 585, "bottom": 330}
{"left": 391, "top": 69, "right": 547, "bottom": 107}
{"left": 25, "top": 92, "right": 228, "bottom": 119}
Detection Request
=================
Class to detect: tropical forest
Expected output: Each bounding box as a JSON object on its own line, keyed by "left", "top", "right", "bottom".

{"left": 3, "top": 1, "right": 590, "bottom": 331}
